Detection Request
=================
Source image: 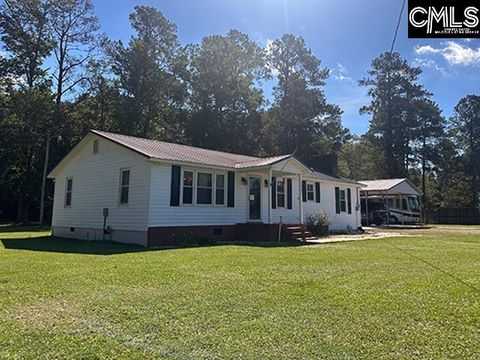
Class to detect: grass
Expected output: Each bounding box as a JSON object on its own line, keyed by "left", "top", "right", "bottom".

{"left": 0, "top": 226, "right": 479, "bottom": 359}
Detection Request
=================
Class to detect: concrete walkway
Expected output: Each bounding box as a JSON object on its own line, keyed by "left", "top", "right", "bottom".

{"left": 305, "top": 228, "right": 408, "bottom": 244}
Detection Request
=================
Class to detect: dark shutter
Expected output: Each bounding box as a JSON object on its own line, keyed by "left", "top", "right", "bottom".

{"left": 347, "top": 188, "right": 352, "bottom": 214}
{"left": 302, "top": 180, "right": 307, "bottom": 202}
{"left": 287, "top": 178, "right": 292, "bottom": 209}
{"left": 315, "top": 182, "right": 321, "bottom": 203}
{"left": 335, "top": 187, "right": 341, "bottom": 214}
{"left": 271, "top": 176, "right": 277, "bottom": 209}
{"left": 170, "top": 165, "right": 181, "bottom": 206}
{"left": 227, "top": 171, "right": 235, "bottom": 207}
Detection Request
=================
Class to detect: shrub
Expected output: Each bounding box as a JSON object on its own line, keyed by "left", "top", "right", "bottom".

{"left": 305, "top": 210, "right": 332, "bottom": 237}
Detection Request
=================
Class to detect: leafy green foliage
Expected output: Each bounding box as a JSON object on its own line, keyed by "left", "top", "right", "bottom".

{"left": 266, "top": 34, "right": 350, "bottom": 163}
{"left": 185, "top": 29, "right": 266, "bottom": 154}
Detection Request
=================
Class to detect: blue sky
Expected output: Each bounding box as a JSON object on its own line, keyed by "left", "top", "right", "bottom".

{"left": 94, "top": 0, "right": 479, "bottom": 134}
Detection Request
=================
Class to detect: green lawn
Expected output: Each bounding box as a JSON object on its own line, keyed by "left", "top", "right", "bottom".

{"left": 0, "top": 227, "right": 479, "bottom": 359}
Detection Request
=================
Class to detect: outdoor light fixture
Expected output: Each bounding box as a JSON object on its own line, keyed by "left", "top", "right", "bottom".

{"left": 241, "top": 177, "right": 247, "bottom": 185}
{"left": 264, "top": 179, "right": 269, "bottom": 187}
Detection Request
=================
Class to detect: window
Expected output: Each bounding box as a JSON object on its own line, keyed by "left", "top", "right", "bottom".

{"left": 395, "top": 198, "right": 400, "bottom": 209}
{"left": 93, "top": 139, "right": 99, "bottom": 154}
{"left": 119, "top": 169, "right": 130, "bottom": 204}
{"left": 182, "top": 170, "right": 193, "bottom": 204}
{"left": 277, "top": 179, "right": 285, "bottom": 207}
{"left": 408, "top": 196, "right": 420, "bottom": 212}
{"left": 197, "top": 172, "right": 212, "bottom": 204}
{"left": 307, "top": 183, "right": 315, "bottom": 201}
{"left": 65, "top": 178, "right": 73, "bottom": 207}
{"left": 215, "top": 174, "right": 225, "bottom": 205}
{"left": 340, "top": 189, "right": 346, "bottom": 212}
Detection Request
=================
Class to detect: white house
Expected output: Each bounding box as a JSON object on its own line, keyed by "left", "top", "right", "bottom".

{"left": 48, "top": 130, "right": 363, "bottom": 246}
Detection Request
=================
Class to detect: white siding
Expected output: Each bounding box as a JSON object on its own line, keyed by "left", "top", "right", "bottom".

{"left": 303, "top": 181, "right": 361, "bottom": 231}
{"left": 148, "top": 163, "right": 248, "bottom": 226}
{"left": 271, "top": 176, "right": 302, "bottom": 224}
{"left": 51, "top": 135, "right": 151, "bottom": 234}
{"left": 390, "top": 181, "right": 420, "bottom": 195}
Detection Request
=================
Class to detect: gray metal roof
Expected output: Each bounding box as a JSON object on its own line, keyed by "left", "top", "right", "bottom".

{"left": 312, "top": 171, "right": 362, "bottom": 186}
{"left": 92, "top": 130, "right": 292, "bottom": 169}
{"left": 359, "top": 178, "right": 421, "bottom": 194}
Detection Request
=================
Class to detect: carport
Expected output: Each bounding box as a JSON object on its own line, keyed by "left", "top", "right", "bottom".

{"left": 359, "top": 178, "right": 422, "bottom": 226}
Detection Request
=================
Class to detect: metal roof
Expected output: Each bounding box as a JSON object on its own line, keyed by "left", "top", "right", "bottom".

{"left": 49, "top": 130, "right": 362, "bottom": 187}
{"left": 92, "top": 130, "right": 292, "bottom": 169}
{"left": 359, "top": 178, "right": 421, "bottom": 194}
{"left": 312, "top": 171, "right": 361, "bottom": 186}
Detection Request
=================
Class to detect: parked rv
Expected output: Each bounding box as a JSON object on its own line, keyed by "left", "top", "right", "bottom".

{"left": 359, "top": 178, "right": 422, "bottom": 226}
{"left": 361, "top": 195, "right": 420, "bottom": 225}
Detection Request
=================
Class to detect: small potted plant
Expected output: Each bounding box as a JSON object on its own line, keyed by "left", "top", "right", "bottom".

{"left": 305, "top": 210, "right": 332, "bottom": 237}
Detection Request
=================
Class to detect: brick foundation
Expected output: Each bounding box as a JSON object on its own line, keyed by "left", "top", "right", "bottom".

{"left": 147, "top": 223, "right": 294, "bottom": 247}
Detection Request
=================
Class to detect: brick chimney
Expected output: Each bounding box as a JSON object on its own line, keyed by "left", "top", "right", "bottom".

{"left": 308, "top": 153, "right": 339, "bottom": 176}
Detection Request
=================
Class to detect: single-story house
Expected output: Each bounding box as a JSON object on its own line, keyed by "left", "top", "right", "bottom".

{"left": 48, "top": 130, "right": 363, "bottom": 246}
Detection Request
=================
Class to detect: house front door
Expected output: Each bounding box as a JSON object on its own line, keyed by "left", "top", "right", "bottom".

{"left": 248, "top": 176, "right": 261, "bottom": 221}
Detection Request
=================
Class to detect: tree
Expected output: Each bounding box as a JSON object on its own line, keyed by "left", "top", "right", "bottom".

{"left": 49, "top": 0, "right": 99, "bottom": 112}
{"left": 450, "top": 95, "right": 480, "bottom": 208}
{"left": 360, "top": 52, "right": 431, "bottom": 177}
{"left": 266, "top": 34, "right": 347, "bottom": 163}
{"left": 410, "top": 99, "right": 445, "bottom": 213}
{"left": 338, "top": 136, "right": 388, "bottom": 180}
{"left": 0, "top": 0, "right": 53, "bottom": 89}
{"left": 185, "top": 29, "right": 267, "bottom": 154}
{"left": 104, "top": 6, "right": 185, "bottom": 139}
{"left": 0, "top": 0, "right": 55, "bottom": 222}
{"left": 0, "top": 89, "right": 54, "bottom": 222}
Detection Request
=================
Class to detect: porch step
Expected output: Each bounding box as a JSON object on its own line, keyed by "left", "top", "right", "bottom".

{"left": 282, "top": 224, "right": 313, "bottom": 242}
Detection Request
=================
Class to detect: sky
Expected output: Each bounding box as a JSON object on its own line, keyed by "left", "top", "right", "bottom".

{"left": 91, "top": 0, "right": 480, "bottom": 134}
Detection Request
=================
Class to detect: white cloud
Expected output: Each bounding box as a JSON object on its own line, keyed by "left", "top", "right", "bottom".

{"left": 414, "top": 41, "right": 480, "bottom": 66}
{"left": 412, "top": 58, "right": 449, "bottom": 76}
{"left": 334, "top": 62, "right": 353, "bottom": 82}
{"left": 415, "top": 45, "right": 441, "bottom": 55}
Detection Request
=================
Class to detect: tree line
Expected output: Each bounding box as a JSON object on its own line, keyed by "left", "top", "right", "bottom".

{"left": 0, "top": 0, "right": 478, "bottom": 223}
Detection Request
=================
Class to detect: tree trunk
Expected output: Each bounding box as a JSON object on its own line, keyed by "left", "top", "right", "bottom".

{"left": 421, "top": 138, "right": 427, "bottom": 223}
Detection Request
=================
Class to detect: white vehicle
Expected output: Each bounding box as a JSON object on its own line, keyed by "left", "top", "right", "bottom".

{"left": 361, "top": 195, "right": 421, "bottom": 225}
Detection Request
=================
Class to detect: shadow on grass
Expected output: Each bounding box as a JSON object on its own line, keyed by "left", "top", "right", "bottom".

{"left": 1, "top": 234, "right": 305, "bottom": 255}
{"left": 1, "top": 236, "right": 146, "bottom": 255}
{"left": 0, "top": 225, "right": 51, "bottom": 233}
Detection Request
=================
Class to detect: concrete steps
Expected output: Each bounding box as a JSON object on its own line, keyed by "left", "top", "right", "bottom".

{"left": 283, "top": 224, "right": 315, "bottom": 242}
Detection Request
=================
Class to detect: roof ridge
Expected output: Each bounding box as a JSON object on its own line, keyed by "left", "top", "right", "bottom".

{"left": 234, "top": 154, "right": 291, "bottom": 164}
{"left": 91, "top": 129, "right": 270, "bottom": 160}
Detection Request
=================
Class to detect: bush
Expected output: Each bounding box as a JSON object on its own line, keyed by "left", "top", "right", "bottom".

{"left": 305, "top": 211, "right": 332, "bottom": 237}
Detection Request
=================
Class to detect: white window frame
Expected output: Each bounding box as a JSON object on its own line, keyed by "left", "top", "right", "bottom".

{"left": 196, "top": 171, "right": 214, "bottom": 205}
{"left": 181, "top": 169, "right": 195, "bottom": 205}
{"left": 119, "top": 168, "right": 130, "bottom": 205}
{"left": 306, "top": 182, "right": 315, "bottom": 202}
{"left": 180, "top": 169, "right": 227, "bottom": 207}
{"left": 64, "top": 177, "right": 73, "bottom": 207}
{"left": 277, "top": 178, "right": 286, "bottom": 208}
{"left": 215, "top": 173, "right": 226, "bottom": 206}
{"left": 339, "top": 189, "right": 347, "bottom": 213}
